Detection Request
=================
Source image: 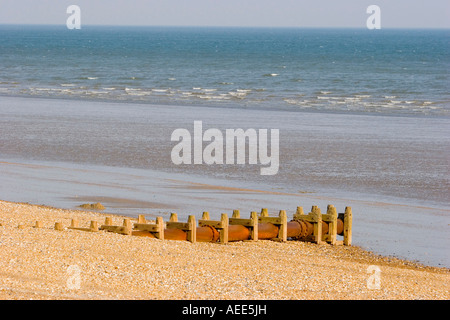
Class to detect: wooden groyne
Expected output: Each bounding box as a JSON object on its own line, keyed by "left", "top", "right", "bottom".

{"left": 42, "top": 205, "right": 352, "bottom": 246}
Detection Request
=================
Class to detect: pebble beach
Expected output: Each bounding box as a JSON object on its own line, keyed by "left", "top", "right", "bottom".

{"left": 0, "top": 200, "right": 448, "bottom": 300}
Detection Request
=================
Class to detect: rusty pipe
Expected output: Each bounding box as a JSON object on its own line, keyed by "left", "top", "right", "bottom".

{"left": 257, "top": 222, "right": 279, "bottom": 239}
{"left": 132, "top": 229, "right": 188, "bottom": 240}
{"left": 287, "top": 221, "right": 302, "bottom": 238}
{"left": 337, "top": 218, "right": 344, "bottom": 235}
{"left": 228, "top": 224, "right": 251, "bottom": 241}
{"left": 321, "top": 221, "right": 329, "bottom": 235}
{"left": 197, "top": 226, "right": 220, "bottom": 242}
{"left": 164, "top": 228, "right": 188, "bottom": 241}
{"left": 132, "top": 230, "right": 157, "bottom": 238}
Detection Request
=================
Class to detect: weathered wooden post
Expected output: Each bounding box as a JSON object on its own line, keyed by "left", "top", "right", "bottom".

{"left": 170, "top": 213, "right": 178, "bottom": 222}
{"left": 70, "top": 219, "right": 79, "bottom": 228}
{"left": 138, "top": 215, "right": 146, "bottom": 224}
{"left": 344, "top": 207, "right": 352, "bottom": 246}
{"left": 260, "top": 208, "right": 268, "bottom": 217}
{"left": 322, "top": 205, "right": 338, "bottom": 245}
{"left": 89, "top": 221, "right": 99, "bottom": 232}
{"left": 187, "top": 215, "right": 196, "bottom": 243}
{"left": 219, "top": 214, "right": 228, "bottom": 244}
{"left": 104, "top": 217, "right": 113, "bottom": 226}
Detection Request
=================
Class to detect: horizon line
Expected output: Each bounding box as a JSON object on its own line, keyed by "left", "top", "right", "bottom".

{"left": 1, "top": 23, "right": 449, "bottom": 30}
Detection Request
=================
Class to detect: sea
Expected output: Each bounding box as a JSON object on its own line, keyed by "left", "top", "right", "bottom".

{"left": 0, "top": 25, "right": 449, "bottom": 267}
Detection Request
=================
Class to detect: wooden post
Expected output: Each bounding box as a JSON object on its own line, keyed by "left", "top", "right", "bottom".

{"left": 311, "top": 206, "right": 322, "bottom": 244}
{"left": 344, "top": 207, "right": 352, "bottom": 246}
{"left": 293, "top": 206, "right": 304, "bottom": 220}
{"left": 187, "top": 215, "right": 196, "bottom": 243}
{"left": 70, "top": 219, "right": 79, "bottom": 228}
{"left": 104, "top": 217, "right": 113, "bottom": 226}
{"left": 138, "top": 215, "right": 146, "bottom": 224}
{"left": 34, "top": 221, "right": 43, "bottom": 228}
{"left": 123, "top": 219, "right": 131, "bottom": 231}
{"left": 54, "top": 222, "right": 63, "bottom": 231}
{"left": 90, "top": 221, "right": 99, "bottom": 232}
{"left": 260, "top": 208, "right": 268, "bottom": 217}
{"left": 202, "top": 211, "right": 210, "bottom": 220}
{"left": 219, "top": 213, "right": 228, "bottom": 244}
{"left": 322, "top": 205, "right": 338, "bottom": 245}
{"left": 155, "top": 216, "right": 164, "bottom": 240}
{"left": 232, "top": 210, "right": 240, "bottom": 218}
{"left": 278, "top": 210, "right": 287, "bottom": 242}
{"left": 170, "top": 213, "right": 178, "bottom": 222}
{"left": 250, "top": 211, "right": 259, "bottom": 241}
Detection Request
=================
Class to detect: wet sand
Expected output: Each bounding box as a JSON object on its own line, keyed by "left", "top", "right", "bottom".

{"left": 0, "top": 200, "right": 448, "bottom": 300}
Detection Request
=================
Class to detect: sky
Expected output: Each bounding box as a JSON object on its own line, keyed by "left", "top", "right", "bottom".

{"left": 0, "top": 0, "right": 449, "bottom": 29}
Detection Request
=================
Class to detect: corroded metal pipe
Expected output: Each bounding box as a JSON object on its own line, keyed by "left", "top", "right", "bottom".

{"left": 287, "top": 221, "right": 302, "bottom": 238}
{"left": 164, "top": 228, "right": 187, "bottom": 241}
{"left": 228, "top": 225, "right": 251, "bottom": 241}
{"left": 197, "top": 226, "right": 220, "bottom": 242}
{"left": 132, "top": 230, "right": 157, "bottom": 238}
{"left": 321, "top": 221, "right": 329, "bottom": 235}
{"left": 337, "top": 218, "right": 344, "bottom": 235}
{"left": 258, "top": 222, "right": 280, "bottom": 239}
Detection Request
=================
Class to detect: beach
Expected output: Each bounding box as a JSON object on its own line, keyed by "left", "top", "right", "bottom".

{"left": 0, "top": 26, "right": 449, "bottom": 301}
{"left": 0, "top": 200, "right": 448, "bottom": 300}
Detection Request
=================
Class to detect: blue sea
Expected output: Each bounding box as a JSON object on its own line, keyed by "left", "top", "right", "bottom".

{"left": 0, "top": 25, "right": 449, "bottom": 116}
{"left": 0, "top": 25, "right": 449, "bottom": 267}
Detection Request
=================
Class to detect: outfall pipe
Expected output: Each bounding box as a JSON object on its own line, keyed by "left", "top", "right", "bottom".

{"left": 164, "top": 228, "right": 187, "bottom": 241}
{"left": 287, "top": 221, "right": 302, "bottom": 238}
{"left": 132, "top": 230, "right": 157, "bottom": 238}
{"left": 321, "top": 221, "right": 329, "bottom": 235}
{"left": 258, "top": 222, "right": 280, "bottom": 240}
{"left": 197, "top": 226, "right": 220, "bottom": 242}
{"left": 337, "top": 218, "right": 344, "bottom": 235}
{"left": 228, "top": 225, "right": 251, "bottom": 241}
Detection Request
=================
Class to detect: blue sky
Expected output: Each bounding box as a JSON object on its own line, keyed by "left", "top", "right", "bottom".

{"left": 1, "top": 0, "right": 449, "bottom": 28}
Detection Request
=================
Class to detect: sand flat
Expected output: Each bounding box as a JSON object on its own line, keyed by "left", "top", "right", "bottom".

{"left": 0, "top": 200, "right": 448, "bottom": 300}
